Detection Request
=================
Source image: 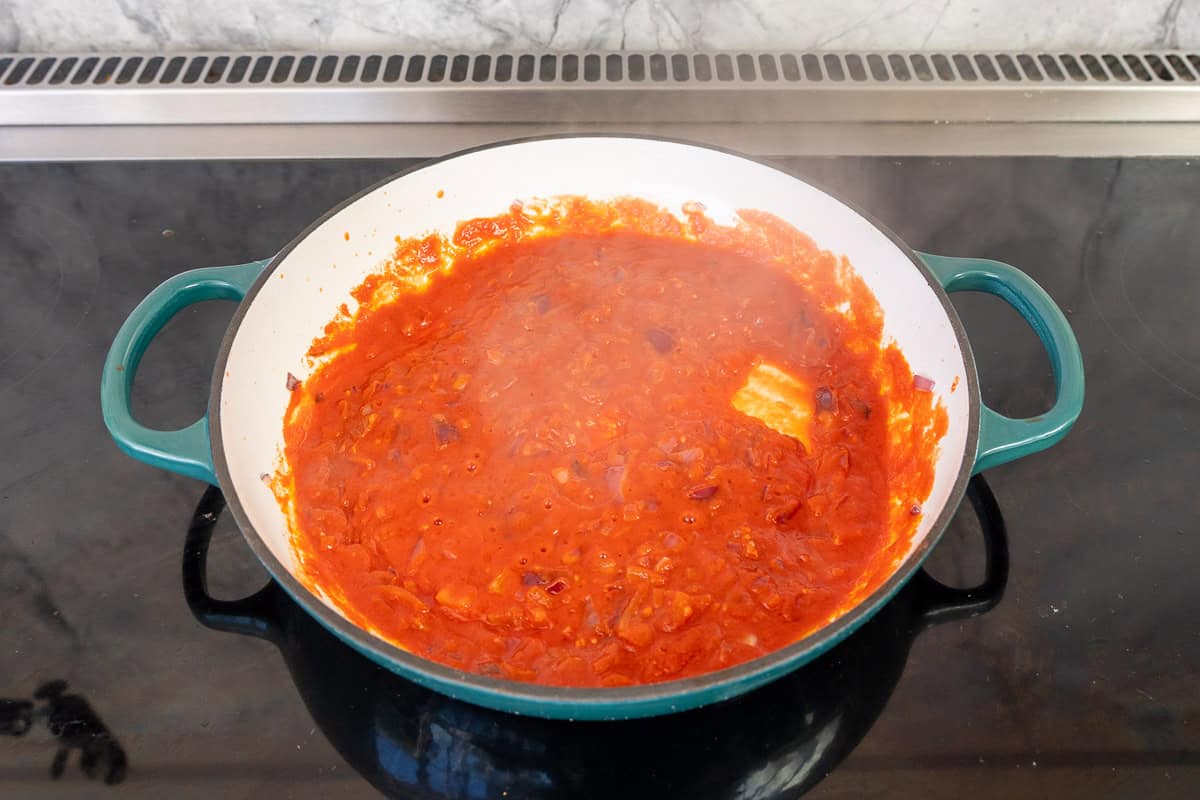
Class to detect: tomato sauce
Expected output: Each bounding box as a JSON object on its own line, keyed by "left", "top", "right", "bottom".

{"left": 278, "top": 197, "right": 946, "bottom": 687}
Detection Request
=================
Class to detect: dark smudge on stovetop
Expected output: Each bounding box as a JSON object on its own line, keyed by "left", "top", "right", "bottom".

{"left": 0, "top": 198, "right": 99, "bottom": 394}
{"left": 1081, "top": 160, "right": 1200, "bottom": 401}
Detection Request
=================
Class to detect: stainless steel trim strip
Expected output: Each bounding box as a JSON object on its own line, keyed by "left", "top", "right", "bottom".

{"left": 4, "top": 122, "right": 1199, "bottom": 161}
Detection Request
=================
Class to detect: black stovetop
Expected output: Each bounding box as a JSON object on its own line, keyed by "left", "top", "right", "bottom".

{"left": 1, "top": 157, "right": 1196, "bottom": 799}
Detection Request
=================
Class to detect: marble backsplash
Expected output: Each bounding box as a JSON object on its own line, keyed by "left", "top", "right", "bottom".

{"left": 1, "top": 0, "right": 1197, "bottom": 54}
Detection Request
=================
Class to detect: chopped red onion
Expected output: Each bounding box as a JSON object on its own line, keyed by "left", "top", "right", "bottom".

{"left": 583, "top": 600, "right": 600, "bottom": 627}
{"left": 434, "top": 418, "right": 461, "bottom": 446}
{"left": 644, "top": 328, "right": 675, "bottom": 354}
{"left": 605, "top": 466, "right": 626, "bottom": 502}
{"left": 770, "top": 499, "right": 803, "bottom": 524}
{"left": 913, "top": 374, "right": 935, "bottom": 392}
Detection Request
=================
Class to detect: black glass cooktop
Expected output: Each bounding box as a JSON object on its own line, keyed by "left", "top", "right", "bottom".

{"left": 1, "top": 157, "right": 1196, "bottom": 798}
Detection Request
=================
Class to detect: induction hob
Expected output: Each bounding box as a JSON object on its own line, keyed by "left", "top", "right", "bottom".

{"left": 1, "top": 155, "right": 1197, "bottom": 799}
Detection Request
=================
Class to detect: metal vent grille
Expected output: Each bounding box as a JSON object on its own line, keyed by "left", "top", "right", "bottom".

{"left": 3, "top": 49, "right": 1198, "bottom": 88}
{"left": 5, "top": 49, "right": 1200, "bottom": 131}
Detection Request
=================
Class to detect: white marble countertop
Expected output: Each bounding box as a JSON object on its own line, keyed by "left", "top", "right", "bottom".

{"left": 2, "top": 0, "right": 1197, "bottom": 53}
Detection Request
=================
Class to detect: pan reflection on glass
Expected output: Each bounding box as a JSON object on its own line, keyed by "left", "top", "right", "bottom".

{"left": 183, "top": 477, "right": 1007, "bottom": 800}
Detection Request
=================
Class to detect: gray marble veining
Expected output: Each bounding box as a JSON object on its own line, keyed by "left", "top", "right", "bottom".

{"left": 1, "top": 0, "right": 1197, "bottom": 54}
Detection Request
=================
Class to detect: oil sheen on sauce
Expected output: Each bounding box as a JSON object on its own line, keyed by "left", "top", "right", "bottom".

{"left": 277, "top": 197, "right": 947, "bottom": 688}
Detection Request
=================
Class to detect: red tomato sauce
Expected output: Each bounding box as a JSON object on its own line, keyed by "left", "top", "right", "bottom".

{"left": 278, "top": 197, "right": 946, "bottom": 687}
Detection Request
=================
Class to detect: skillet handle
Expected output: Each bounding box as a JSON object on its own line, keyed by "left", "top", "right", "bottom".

{"left": 912, "top": 476, "right": 1009, "bottom": 629}
{"left": 918, "top": 253, "right": 1085, "bottom": 474}
{"left": 183, "top": 486, "right": 283, "bottom": 643}
{"left": 100, "top": 259, "right": 271, "bottom": 485}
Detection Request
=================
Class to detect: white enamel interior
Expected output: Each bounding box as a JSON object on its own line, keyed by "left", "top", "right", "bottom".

{"left": 218, "top": 137, "right": 972, "bottom": 615}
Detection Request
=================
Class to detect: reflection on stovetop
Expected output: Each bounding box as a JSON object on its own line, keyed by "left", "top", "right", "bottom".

{"left": 184, "top": 478, "right": 1007, "bottom": 800}
{"left": 0, "top": 681, "right": 127, "bottom": 786}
